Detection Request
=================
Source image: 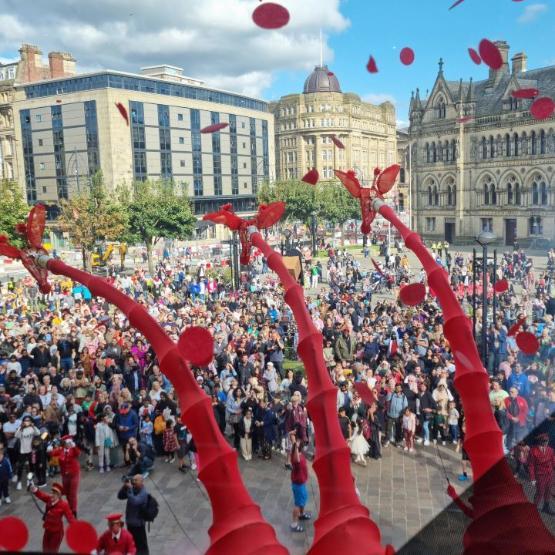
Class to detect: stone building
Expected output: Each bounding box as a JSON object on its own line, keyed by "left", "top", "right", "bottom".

{"left": 396, "top": 128, "right": 410, "bottom": 215}
{"left": 0, "top": 44, "right": 76, "bottom": 182}
{"left": 13, "top": 65, "right": 273, "bottom": 219}
{"left": 271, "top": 64, "right": 396, "bottom": 185}
{"left": 409, "top": 41, "right": 555, "bottom": 246}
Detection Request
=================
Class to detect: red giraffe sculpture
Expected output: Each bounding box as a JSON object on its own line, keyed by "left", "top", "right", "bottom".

{"left": 0, "top": 205, "right": 288, "bottom": 555}
{"left": 206, "top": 203, "right": 393, "bottom": 555}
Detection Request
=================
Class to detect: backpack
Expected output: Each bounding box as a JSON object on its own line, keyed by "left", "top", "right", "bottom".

{"left": 140, "top": 493, "right": 159, "bottom": 523}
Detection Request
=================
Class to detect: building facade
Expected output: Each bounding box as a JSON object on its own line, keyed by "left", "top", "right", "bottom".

{"left": 396, "top": 128, "right": 409, "bottom": 215}
{"left": 0, "top": 44, "right": 76, "bottom": 183}
{"left": 409, "top": 42, "right": 555, "bottom": 246}
{"left": 270, "top": 65, "right": 396, "bottom": 185}
{"left": 13, "top": 65, "right": 274, "bottom": 218}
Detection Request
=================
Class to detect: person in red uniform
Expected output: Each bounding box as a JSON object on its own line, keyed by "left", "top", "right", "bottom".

{"left": 528, "top": 433, "right": 555, "bottom": 514}
{"left": 49, "top": 435, "right": 81, "bottom": 516}
{"left": 97, "top": 513, "right": 137, "bottom": 555}
{"left": 30, "top": 482, "right": 75, "bottom": 553}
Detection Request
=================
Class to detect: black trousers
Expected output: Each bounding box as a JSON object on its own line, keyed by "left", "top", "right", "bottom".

{"left": 0, "top": 478, "right": 9, "bottom": 498}
{"left": 128, "top": 524, "right": 149, "bottom": 555}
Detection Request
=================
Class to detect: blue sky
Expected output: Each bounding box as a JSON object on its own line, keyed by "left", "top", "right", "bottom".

{"left": 0, "top": 0, "right": 552, "bottom": 127}
{"left": 266, "top": 0, "right": 554, "bottom": 126}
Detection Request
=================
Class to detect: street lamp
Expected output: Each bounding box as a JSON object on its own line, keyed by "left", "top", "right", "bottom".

{"left": 283, "top": 228, "right": 292, "bottom": 255}
{"left": 310, "top": 211, "right": 318, "bottom": 257}
{"left": 475, "top": 230, "right": 497, "bottom": 366}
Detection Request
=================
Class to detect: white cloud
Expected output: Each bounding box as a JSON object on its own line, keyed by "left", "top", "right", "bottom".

{"left": 0, "top": 0, "right": 349, "bottom": 98}
{"left": 518, "top": 3, "right": 548, "bottom": 24}
{"left": 363, "top": 93, "right": 397, "bottom": 105}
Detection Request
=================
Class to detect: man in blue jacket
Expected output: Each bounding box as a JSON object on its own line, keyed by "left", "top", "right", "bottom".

{"left": 385, "top": 383, "right": 408, "bottom": 446}
{"left": 116, "top": 404, "right": 139, "bottom": 465}
{"left": 118, "top": 474, "right": 149, "bottom": 554}
{"left": 507, "top": 364, "right": 530, "bottom": 399}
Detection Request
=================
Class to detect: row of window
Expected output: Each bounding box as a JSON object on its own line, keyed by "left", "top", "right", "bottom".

{"left": 425, "top": 140, "right": 457, "bottom": 163}
{"left": 480, "top": 130, "right": 548, "bottom": 159}
{"left": 425, "top": 216, "right": 544, "bottom": 236}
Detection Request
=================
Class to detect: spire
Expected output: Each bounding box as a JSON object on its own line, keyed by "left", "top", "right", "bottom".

{"left": 414, "top": 88, "right": 423, "bottom": 110}
{"left": 466, "top": 77, "right": 474, "bottom": 102}
{"left": 458, "top": 78, "right": 464, "bottom": 102}
{"left": 438, "top": 57, "right": 444, "bottom": 75}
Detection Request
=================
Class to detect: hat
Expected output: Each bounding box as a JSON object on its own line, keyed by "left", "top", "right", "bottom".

{"left": 106, "top": 513, "right": 124, "bottom": 524}
{"left": 51, "top": 483, "right": 64, "bottom": 496}
{"left": 61, "top": 435, "right": 73, "bottom": 442}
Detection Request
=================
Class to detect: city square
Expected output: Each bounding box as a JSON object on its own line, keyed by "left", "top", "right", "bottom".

{"left": 0, "top": 1, "right": 554, "bottom": 554}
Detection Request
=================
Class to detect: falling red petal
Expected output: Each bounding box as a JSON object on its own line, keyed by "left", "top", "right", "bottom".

{"left": 511, "top": 88, "right": 539, "bottom": 99}
{"left": 516, "top": 331, "right": 539, "bottom": 355}
{"left": 530, "top": 97, "right": 555, "bottom": 120}
{"left": 493, "top": 279, "right": 509, "bottom": 293}
{"left": 252, "top": 2, "right": 290, "bottom": 29}
{"left": 178, "top": 327, "right": 214, "bottom": 366}
{"left": 508, "top": 317, "right": 527, "bottom": 337}
{"left": 200, "top": 122, "right": 229, "bottom": 134}
{"left": 376, "top": 164, "right": 400, "bottom": 195}
{"left": 256, "top": 201, "right": 286, "bottom": 229}
{"left": 371, "top": 258, "right": 385, "bottom": 277}
{"left": 331, "top": 135, "right": 345, "bottom": 149}
{"left": 399, "top": 283, "right": 426, "bottom": 306}
{"left": 449, "top": 0, "right": 466, "bottom": 9}
{"left": 0, "top": 517, "right": 29, "bottom": 551}
{"left": 366, "top": 56, "right": 378, "bottom": 73}
{"left": 354, "top": 382, "right": 376, "bottom": 406}
{"left": 302, "top": 168, "right": 319, "bottom": 186}
{"left": 468, "top": 48, "right": 482, "bottom": 65}
{"left": 479, "top": 39, "right": 503, "bottom": 70}
{"left": 399, "top": 47, "right": 415, "bottom": 66}
{"left": 327, "top": 71, "right": 334, "bottom": 77}
{"left": 457, "top": 116, "right": 474, "bottom": 124}
{"left": 66, "top": 521, "right": 98, "bottom": 554}
{"left": 115, "top": 102, "right": 129, "bottom": 126}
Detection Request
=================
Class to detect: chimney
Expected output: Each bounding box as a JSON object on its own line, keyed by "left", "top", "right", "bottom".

{"left": 48, "top": 52, "right": 76, "bottom": 78}
{"left": 488, "top": 41, "right": 510, "bottom": 84}
{"left": 18, "top": 44, "right": 42, "bottom": 83}
{"left": 512, "top": 52, "right": 527, "bottom": 75}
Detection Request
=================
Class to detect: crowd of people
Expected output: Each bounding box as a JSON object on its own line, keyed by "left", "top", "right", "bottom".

{"left": 0, "top": 239, "right": 554, "bottom": 552}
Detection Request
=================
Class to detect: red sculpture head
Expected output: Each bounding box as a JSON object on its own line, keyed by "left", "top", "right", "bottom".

{"left": 0, "top": 205, "right": 51, "bottom": 293}
{"left": 203, "top": 202, "right": 285, "bottom": 265}
{"left": 335, "top": 164, "right": 400, "bottom": 235}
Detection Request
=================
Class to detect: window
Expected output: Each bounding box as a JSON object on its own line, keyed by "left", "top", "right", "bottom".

{"left": 180, "top": 160, "right": 185, "bottom": 168}
{"left": 513, "top": 133, "right": 519, "bottom": 156}
{"left": 426, "top": 217, "right": 436, "bottom": 232}
{"left": 437, "top": 99, "right": 446, "bottom": 119}
{"left": 481, "top": 218, "right": 493, "bottom": 232}
{"left": 531, "top": 131, "right": 537, "bottom": 155}
{"left": 179, "top": 137, "right": 184, "bottom": 144}
{"left": 489, "top": 136, "right": 494, "bottom": 158}
{"left": 432, "top": 143, "right": 437, "bottom": 163}
{"left": 447, "top": 181, "right": 455, "bottom": 206}
{"left": 540, "top": 130, "right": 546, "bottom": 154}
{"left": 35, "top": 114, "right": 42, "bottom": 122}
{"left": 529, "top": 216, "right": 543, "bottom": 236}
{"left": 39, "top": 162, "right": 45, "bottom": 170}
{"left": 38, "top": 139, "right": 44, "bottom": 147}
{"left": 483, "top": 175, "right": 495, "bottom": 205}
{"left": 482, "top": 137, "right": 487, "bottom": 159}
{"left": 398, "top": 193, "right": 405, "bottom": 212}
{"left": 426, "top": 143, "right": 430, "bottom": 163}
{"left": 515, "top": 183, "right": 521, "bottom": 206}
{"left": 532, "top": 181, "right": 539, "bottom": 205}
{"left": 541, "top": 181, "right": 548, "bottom": 205}
{"left": 505, "top": 134, "right": 511, "bottom": 156}
{"left": 451, "top": 139, "right": 457, "bottom": 160}
{"left": 434, "top": 186, "right": 439, "bottom": 206}
{"left": 177, "top": 113, "right": 183, "bottom": 121}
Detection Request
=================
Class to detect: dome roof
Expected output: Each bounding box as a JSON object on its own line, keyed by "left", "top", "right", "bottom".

{"left": 303, "top": 65, "right": 341, "bottom": 94}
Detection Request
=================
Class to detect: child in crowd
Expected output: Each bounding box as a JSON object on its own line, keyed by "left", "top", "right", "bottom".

{"left": 350, "top": 418, "right": 370, "bottom": 466}
{"left": 447, "top": 400, "right": 460, "bottom": 444}
{"left": 163, "top": 419, "right": 178, "bottom": 463}
{"left": 140, "top": 413, "right": 154, "bottom": 448}
{"left": 402, "top": 407, "right": 416, "bottom": 453}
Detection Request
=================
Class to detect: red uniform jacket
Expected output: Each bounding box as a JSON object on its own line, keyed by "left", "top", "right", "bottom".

{"left": 528, "top": 446, "right": 555, "bottom": 481}
{"left": 504, "top": 395, "right": 528, "bottom": 426}
{"left": 97, "top": 528, "right": 137, "bottom": 554}
{"left": 34, "top": 490, "right": 75, "bottom": 532}
{"left": 50, "top": 446, "right": 81, "bottom": 475}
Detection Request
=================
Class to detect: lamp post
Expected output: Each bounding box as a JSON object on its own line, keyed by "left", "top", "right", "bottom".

{"left": 310, "top": 211, "right": 318, "bottom": 257}
{"left": 283, "top": 229, "right": 292, "bottom": 255}
{"left": 475, "top": 230, "right": 497, "bottom": 365}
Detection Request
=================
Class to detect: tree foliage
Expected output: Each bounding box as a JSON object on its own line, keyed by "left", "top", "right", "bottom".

{"left": 0, "top": 180, "right": 29, "bottom": 246}
{"left": 316, "top": 181, "right": 359, "bottom": 224}
{"left": 122, "top": 179, "right": 196, "bottom": 273}
{"left": 58, "top": 172, "right": 126, "bottom": 269}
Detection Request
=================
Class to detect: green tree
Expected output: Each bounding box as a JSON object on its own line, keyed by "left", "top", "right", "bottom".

{"left": 258, "top": 179, "right": 316, "bottom": 223}
{"left": 58, "top": 172, "right": 127, "bottom": 270}
{"left": 124, "top": 179, "right": 196, "bottom": 274}
{"left": 316, "top": 181, "right": 359, "bottom": 225}
{"left": 0, "top": 180, "right": 29, "bottom": 245}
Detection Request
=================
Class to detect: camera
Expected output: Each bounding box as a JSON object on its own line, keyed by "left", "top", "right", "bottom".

{"left": 121, "top": 475, "right": 130, "bottom": 483}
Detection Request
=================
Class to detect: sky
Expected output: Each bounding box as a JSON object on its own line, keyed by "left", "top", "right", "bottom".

{"left": 0, "top": 0, "right": 553, "bottom": 127}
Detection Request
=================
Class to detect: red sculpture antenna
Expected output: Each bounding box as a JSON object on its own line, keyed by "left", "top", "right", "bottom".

{"left": 204, "top": 201, "right": 285, "bottom": 265}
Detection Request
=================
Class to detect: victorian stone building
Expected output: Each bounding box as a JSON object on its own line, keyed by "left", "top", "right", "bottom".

{"left": 271, "top": 65, "right": 396, "bottom": 185}
{"left": 409, "top": 41, "right": 555, "bottom": 246}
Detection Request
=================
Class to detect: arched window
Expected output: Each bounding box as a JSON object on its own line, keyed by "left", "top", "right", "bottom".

{"left": 540, "top": 130, "right": 546, "bottom": 154}
{"left": 513, "top": 133, "right": 519, "bottom": 156}
{"left": 428, "top": 185, "right": 433, "bottom": 205}
{"left": 491, "top": 183, "right": 497, "bottom": 205}
{"left": 437, "top": 99, "right": 446, "bottom": 119}
{"left": 432, "top": 142, "right": 437, "bottom": 163}
{"left": 426, "top": 143, "right": 430, "bottom": 163}
{"left": 507, "top": 183, "right": 513, "bottom": 205}
{"left": 482, "top": 137, "right": 487, "bottom": 159}
{"left": 506, "top": 175, "right": 520, "bottom": 205}
{"left": 451, "top": 139, "right": 456, "bottom": 160}
{"left": 434, "top": 185, "right": 439, "bottom": 206}
{"left": 532, "top": 181, "right": 539, "bottom": 205}
{"left": 438, "top": 142, "right": 444, "bottom": 162}
{"left": 515, "top": 183, "right": 521, "bottom": 205}
{"left": 484, "top": 183, "right": 490, "bottom": 205}
{"left": 531, "top": 131, "right": 537, "bottom": 155}
{"left": 505, "top": 134, "right": 511, "bottom": 156}
{"left": 447, "top": 185, "right": 454, "bottom": 206}
{"left": 398, "top": 193, "right": 405, "bottom": 212}
{"left": 444, "top": 141, "right": 450, "bottom": 162}
{"left": 489, "top": 136, "right": 495, "bottom": 158}
{"left": 541, "top": 181, "right": 548, "bottom": 205}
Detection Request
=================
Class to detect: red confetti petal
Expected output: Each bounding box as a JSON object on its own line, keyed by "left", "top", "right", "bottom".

{"left": 366, "top": 56, "right": 378, "bottom": 73}
{"left": 354, "top": 382, "right": 376, "bottom": 406}
{"left": 494, "top": 279, "right": 508, "bottom": 293}
{"left": 200, "top": 122, "right": 229, "bottom": 134}
{"left": 468, "top": 48, "right": 482, "bottom": 65}
{"left": 530, "top": 97, "right": 555, "bottom": 121}
{"left": 252, "top": 2, "right": 290, "bottom": 29}
{"left": 457, "top": 116, "right": 474, "bottom": 124}
{"left": 479, "top": 39, "right": 503, "bottom": 70}
{"left": 376, "top": 164, "right": 400, "bottom": 195}
{"left": 302, "top": 168, "right": 319, "bottom": 186}
{"left": 449, "top": 0, "right": 466, "bottom": 9}
{"left": 115, "top": 102, "right": 129, "bottom": 126}
{"left": 371, "top": 258, "right": 385, "bottom": 277}
{"left": 516, "top": 331, "right": 539, "bottom": 355}
{"left": 400, "top": 47, "right": 415, "bottom": 66}
{"left": 0, "top": 517, "right": 29, "bottom": 551}
{"left": 511, "top": 88, "right": 539, "bottom": 99}
{"left": 178, "top": 326, "right": 214, "bottom": 366}
{"left": 331, "top": 135, "right": 345, "bottom": 149}
{"left": 256, "top": 201, "right": 285, "bottom": 229}
{"left": 66, "top": 521, "right": 98, "bottom": 554}
{"left": 327, "top": 71, "right": 335, "bottom": 77}
{"left": 399, "top": 283, "right": 426, "bottom": 306}
{"left": 508, "top": 317, "right": 527, "bottom": 337}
